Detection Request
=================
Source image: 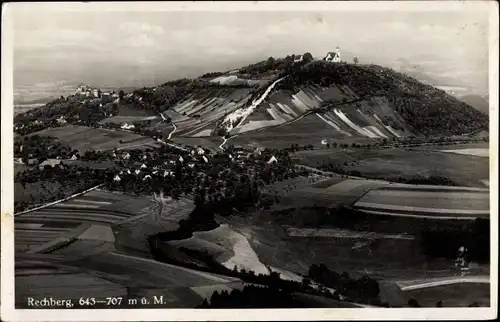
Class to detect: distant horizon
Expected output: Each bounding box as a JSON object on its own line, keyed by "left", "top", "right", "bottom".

{"left": 11, "top": 3, "right": 490, "bottom": 101}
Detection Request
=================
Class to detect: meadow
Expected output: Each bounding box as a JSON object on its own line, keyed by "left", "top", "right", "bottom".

{"left": 404, "top": 282, "right": 490, "bottom": 307}
{"left": 292, "top": 145, "right": 489, "bottom": 187}
{"left": 31, "top": 125, "right": 161, "bottom": 151}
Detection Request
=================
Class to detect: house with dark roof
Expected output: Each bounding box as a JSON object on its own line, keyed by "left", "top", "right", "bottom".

{"left": 39, "top": 159, "right": 64, "bottom": 170}
{"left": 293, "top": 54, "right": 304, "bottom": 63}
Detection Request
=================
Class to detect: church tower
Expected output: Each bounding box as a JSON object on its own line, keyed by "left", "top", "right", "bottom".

{"left": 334, "top": 46, "right": 341, "bottom": 63}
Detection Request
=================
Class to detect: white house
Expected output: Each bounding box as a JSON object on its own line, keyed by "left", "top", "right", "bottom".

{"left": 163, "top": 170, "right": 174, "bottom": 177}
{"left": 121, "top": 123, "right": 135, "bottom": 130}
{"left": 324, "top": 47, "right": 341, "bottom": 63}
{"left": 140, "top": 163, "right": 147, "bottom": 169}
{"left": 56, "top": 116, "right": 67, "bottom": 125}
{"left": 39, "top": 159, "right": 63, "bottom": 169}
{"left": 202, "top": 156, "right": 209, "bottom": 163}
{"left": 267, "top": 155, "right": 278, "bottom": 164}
{"left": 188, "top": 163, "right": 195, "bottom": 168}
{"left": 122, "top": 152, "right": 131, "bottom": 160}
{"left": 179, "top": 156, "right": 184, "bottom": 163}
{"left": 143, "top": 174, "right": 152, "bottom": 181}
{"left": 321, "top": 139, "right": 328, "bottom": 145}
{"left": 70, "top": 154, "right": 79, "bottom": 160}
{"left": 135, "top": 169, "right": 141, "bottom": 175}
{"left": 293, "top": 54, "right": 304, "bottom": 63}
{"left": 196, "top": 147, "right": 205, "bottom": 155}
{"left": 113, "top": 175, "right": 121, "bottom": 182}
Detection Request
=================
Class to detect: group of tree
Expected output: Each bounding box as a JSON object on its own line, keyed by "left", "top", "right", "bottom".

{"left": 196, "top": 285, "right": 305, "bottom": 308}
{"left": 308, "top": 264, "right": 381, "bottom": 305}
{"left": 14, "top": 164, "right": 109, "bottom": 212}
{"left": 14, "top": 135, "right": 74, "bottom": 162}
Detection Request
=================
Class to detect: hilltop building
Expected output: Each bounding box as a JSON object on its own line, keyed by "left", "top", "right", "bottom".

{"left": 293, "top": 54, "right": 304, "bottom": 63}
{"left": 324, "top": 47, "right": 341, "bottom": 63}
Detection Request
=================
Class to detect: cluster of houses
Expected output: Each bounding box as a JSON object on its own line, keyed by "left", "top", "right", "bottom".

{"left": 292, "top": 47, "right": 342, "bottom": 64}
{"left": 75, "top": 84, "right": 119, "bottom": 99}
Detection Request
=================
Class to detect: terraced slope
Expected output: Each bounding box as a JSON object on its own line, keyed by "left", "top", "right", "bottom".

{"left": 207, "top": 61, "right": 487, "bottom": 146}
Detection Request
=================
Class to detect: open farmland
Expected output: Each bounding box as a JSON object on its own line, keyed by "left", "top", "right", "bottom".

{"left": 15, "top": 189, "right": 239, "bottom": 309}
{"left": 30, "top": 125, "right": 161, "bottom": 151}
{"left": 15, "top": 252, "right": 241, "bottom": 308}
{"left": 352, "top": 186, "right": 489, "bottom": 219}
{"left": 404, "top": 282, "right": 490, "bottom": 307}
{"left": 14, "top": 189, "right": 194, "bottom": 255}
{"left": 224, "top": 216, "right": 460, "bottom": 281}
{"left": 229, "top": 113, "right": 377, "bottom": 149}
{"left": 99, "top": 115, "right": 159, "bottom": 125}
{"left": 292, "top": 146, "right": 489, "bottom": 187}
{"left": 170, "top": 136, "right": 223, "bottom": 152}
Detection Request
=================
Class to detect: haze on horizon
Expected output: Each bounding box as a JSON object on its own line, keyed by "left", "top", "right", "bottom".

{"left": 11, "top": 5, "right": 489, "bottom": 101}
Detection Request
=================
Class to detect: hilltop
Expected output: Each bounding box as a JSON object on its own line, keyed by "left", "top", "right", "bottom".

{"left": 14, "top": 55, "right": 488, "bottom": 149}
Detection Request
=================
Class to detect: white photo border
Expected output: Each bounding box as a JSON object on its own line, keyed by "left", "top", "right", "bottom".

{"left": 1, "top": 1, "right": 498, "bottom": 321}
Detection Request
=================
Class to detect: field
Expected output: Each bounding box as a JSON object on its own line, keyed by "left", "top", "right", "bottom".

{"left": 31, "top": 125, "right": 161, "bottom": 151}
{"left": 225, "top": 217, "right": 457, "bottom": 281}
{"left": 99, "top": 115, "right": 159, "bottom": 125}
{"left": 229, "top": 113, "right": 379, "bottom": 149}
{"left": 15, "top": 188, "right": 241, "bottom": 308}
{"left": 14, "top": 189, "right": 194, "bottom": 254}
{"left": 167, "top": 224, "right": 287, "bottom": 277}
{"left": 166, "top": 88, "right": 253, "bottom": 137}
{"left": 353, "top": 187, "right": 489, "bottom": 219}
{"left": 292, "top": 145, "right": 489, "bottom": 187}
{"left": 15, "top": 252, "right": 240, "bottom": 308}
{"left": 404, "top": 282, "right": 490, "bottom": 307}
{"left": 170, "top": 136, "right": 223, "bottom": 151}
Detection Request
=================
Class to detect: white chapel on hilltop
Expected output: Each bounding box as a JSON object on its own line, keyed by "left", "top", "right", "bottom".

{"left": 324, "top": 47, "right": 341, "bottom": 63}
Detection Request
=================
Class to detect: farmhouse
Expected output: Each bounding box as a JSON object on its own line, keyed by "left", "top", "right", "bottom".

{"left": 70, "top": 154, "right": 79, "bottom": 160}
{"left": 113, "top": 175, "right": 121, "bottom": 182}
{"left": 39, "top": 159, "right": 64, "bottom": 169}
{"left": 293, "top": 54, "right": 304, "bottom": 63}
{"left": 163, "top": 170, "right": 175, "bottom": 177}
{"left": 324, "top": 47, "right": 341, "bottom": 63}
{"left": 267, "top": 156, "right": 278, "bottom": 164}
{"left": 122, "top": 152, "right": 131, "bottom": 160}
{"left": 56, "top": 116, "right": 67, "bottom": 125}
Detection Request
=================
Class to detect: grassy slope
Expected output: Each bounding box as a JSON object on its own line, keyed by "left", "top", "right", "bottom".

{"left": 291, "top": 144, "right": 489, "bottom": 187}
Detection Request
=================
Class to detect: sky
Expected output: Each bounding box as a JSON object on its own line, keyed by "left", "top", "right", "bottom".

{"left": 10, "top": 3, "right": 491, "bottom": 101}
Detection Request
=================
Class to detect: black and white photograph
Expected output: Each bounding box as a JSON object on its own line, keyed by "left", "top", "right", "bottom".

{"left": 1, "top": 1, "right": 498, "bottom": 321}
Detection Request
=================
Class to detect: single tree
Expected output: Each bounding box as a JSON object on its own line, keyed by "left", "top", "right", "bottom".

{"left": 303, "top": 52, "right": 313, "bottom": 63}
{"left": 353, "top": 57, "right": 359, "bottom": 64}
